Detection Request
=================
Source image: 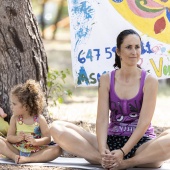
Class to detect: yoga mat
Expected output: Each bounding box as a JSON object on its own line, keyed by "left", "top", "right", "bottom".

{"left": 0, "top": 157, "right": 169, "bottom": 169}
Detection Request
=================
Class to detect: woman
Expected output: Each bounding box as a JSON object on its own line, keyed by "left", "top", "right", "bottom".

{"left": 50, "top": 29, "right": 170, "bottom": 169}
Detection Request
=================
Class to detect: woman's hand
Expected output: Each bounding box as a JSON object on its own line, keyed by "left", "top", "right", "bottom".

{"left": 110, "top": 149, "right": 124, "bottom": 168}
{"left": 101, "top": 149, "right": 115, "bottom": 169}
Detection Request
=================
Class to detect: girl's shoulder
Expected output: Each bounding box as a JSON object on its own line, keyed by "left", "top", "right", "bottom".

{"left": 35, "top": 114, "right": 46, "bottom": 123}
{"left": 35, "top": 114, "right": 44, "bottom": 119}
{"left": 36, "top": 114, "right": 48, "bottom": 127}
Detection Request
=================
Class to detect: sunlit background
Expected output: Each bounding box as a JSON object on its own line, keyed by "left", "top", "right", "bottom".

{"left": 30, "top": 0, "right": 170, "bottom": 127}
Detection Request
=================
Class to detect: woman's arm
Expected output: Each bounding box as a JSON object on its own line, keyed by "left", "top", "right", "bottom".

{"left": 7, "top": 115, "right": 24, "bottom": 143}
{"left": 25, "top": 115, "right": 51, "bottom": 146}
{"left": 121, "top": 75, "right": 158, "bottom": 156}
{"left": 96, "top": 73, "right": 110, "bottom": 154}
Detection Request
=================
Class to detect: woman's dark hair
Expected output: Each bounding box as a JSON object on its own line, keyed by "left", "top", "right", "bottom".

{"left": 113, "top": 29, "right": 141, "bottom": 69}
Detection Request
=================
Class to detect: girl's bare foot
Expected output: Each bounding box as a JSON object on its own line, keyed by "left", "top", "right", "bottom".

{"left": 15, "top": 155, "right": 20, "bottom": 164}
{"left": 15, "top": 155, "right": 29, "bottom": 164}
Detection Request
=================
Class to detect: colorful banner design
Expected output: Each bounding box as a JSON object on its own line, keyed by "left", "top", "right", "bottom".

{"left": 67, "top": 0, "right": 170, "bottom": 86}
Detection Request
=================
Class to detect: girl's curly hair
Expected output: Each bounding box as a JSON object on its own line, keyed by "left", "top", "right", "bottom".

{"left": 10, "top": 79, "right": 45, "bottom": 116}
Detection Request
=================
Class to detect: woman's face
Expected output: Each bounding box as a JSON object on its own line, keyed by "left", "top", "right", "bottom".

{"left": 116, "top": 34, "right": 141, "bottom": 67}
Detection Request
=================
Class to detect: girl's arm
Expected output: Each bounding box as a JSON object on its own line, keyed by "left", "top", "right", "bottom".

{"left": 96, "top": 74, "right": 110, "bottom": 154}
{"left": 26, "top": 115, "right": 51, "bottom": 146}
{"left": 7, "top": 115, "right": 24, "bottom": 143}
{"left": 121, "top": 75, "right": 158, "bottom": 156}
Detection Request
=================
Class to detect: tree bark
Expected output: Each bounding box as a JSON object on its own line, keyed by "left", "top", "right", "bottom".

{"left": 0, "top": 0, "right": 49, "bottom": 122}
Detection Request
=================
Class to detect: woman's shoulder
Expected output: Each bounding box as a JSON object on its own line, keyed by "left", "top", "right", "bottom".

{"left": 145, "top": 71, "right": 158, "bottom": 83}
{"left": 99, "top": 72, "right": 110, "bottom": 87}
{"left": 144, "top": 71, "right": 158, "bottom": 89}
{"left": 98, "top": 73, "right": 110, "bottom": 90}
{"left": 100, "top": 72, "right": 110, "bottom": 79}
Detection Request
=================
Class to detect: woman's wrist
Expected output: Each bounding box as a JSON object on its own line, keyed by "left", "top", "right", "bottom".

{"left": 119, "top": 148, "right": 126, "bottom": 157}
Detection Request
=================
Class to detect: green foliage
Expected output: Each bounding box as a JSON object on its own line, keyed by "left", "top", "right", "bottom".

{"left": 47, "top": 68, "right": 72, "bottom": 107}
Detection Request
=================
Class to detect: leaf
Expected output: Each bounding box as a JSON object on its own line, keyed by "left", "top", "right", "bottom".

{"left": 58, "top": 97, "right": 64, "bottom": 103}
{"left": 47, "top": 67, "right": 72, "bottom": 108}
{"left": 154, "top": 17, "right": 166, "bottom": 34}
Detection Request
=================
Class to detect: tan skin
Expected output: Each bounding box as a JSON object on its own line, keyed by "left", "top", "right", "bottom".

{"left": 0, "top": 107, "right": 7, "bottom": 118}
{"left": 0, "top": 95, "right": 61, "bottom": 164}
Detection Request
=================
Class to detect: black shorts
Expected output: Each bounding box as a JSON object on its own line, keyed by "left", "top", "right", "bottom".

{"left": 107, "top": 135, "right": 152, "bottom": 159}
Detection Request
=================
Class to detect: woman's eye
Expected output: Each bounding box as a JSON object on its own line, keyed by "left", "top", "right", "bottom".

{"left": 126, "top": 46, "right": 131, "bottom": 49}
{"left": 135, "top": 46, "right": 140, "bottom": 49}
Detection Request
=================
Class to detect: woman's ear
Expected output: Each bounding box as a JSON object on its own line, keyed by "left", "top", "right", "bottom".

{"left": 116, "top": 48, "right": 120, "bottom": 56}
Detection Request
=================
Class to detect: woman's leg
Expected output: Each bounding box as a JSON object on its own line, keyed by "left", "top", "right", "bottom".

{"left": 118, "top": 130, "right": 170, "bottom": 169}
{"left": 17, "top": 144, "right": 62, "bottom": 164}
{"left": 0, "top": 137, "right": 19, "bottom": 162}
{"left": 50, "top": 120, "right": 101, "bottom": 164}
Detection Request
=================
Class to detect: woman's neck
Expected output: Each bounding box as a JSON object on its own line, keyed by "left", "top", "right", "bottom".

{"left": 118, "top": 66, "right": 141, "bottom": 83}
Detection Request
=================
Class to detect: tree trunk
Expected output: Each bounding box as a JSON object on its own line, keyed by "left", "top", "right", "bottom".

{"left": 0, "top": 0, "right": 49, "bottom": 123}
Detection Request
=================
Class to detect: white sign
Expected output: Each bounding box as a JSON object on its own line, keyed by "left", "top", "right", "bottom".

{"left": 68, "top": 0, "right": 170, "bottom": 86}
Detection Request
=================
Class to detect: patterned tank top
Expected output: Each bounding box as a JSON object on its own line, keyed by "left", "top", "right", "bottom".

{"left": 108, "top": 70, "right": 155, "bottom": 138}
{"left": 13, "top": 115, "right": 47, "bottom": 153}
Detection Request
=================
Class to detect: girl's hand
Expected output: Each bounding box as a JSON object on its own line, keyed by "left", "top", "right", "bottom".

{"left": 0, "top": 107, "right": 7, "bottom": 118}
{"left": 110, "top": 149, "right": 124, "bottom": 168}
{"left": 25, "top": 134, "right": 36, "bottom": 145}
{"left": 17, "top": 131, "right": 25, "bottom": 142}
{"left": 101, "top": 149, "right": 115, "bottom": 169}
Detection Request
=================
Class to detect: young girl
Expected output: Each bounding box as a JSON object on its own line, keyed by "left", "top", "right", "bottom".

{"left": 0, "top": 79, "right": 61, "bottom": 164}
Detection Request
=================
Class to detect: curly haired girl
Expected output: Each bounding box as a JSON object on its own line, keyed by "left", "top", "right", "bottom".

{"left": 0, "top": 79, "right": 61, "bottom": 164}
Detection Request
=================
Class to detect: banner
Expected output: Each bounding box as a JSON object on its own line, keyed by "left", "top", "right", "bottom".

{"left": 68, "top": 0, "right": 170, "bottom": 86}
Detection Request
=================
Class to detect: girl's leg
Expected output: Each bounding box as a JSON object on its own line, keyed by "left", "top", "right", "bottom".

{"left": 18, "top": 145, "right": 62, "bottom": 163}
{"left": 50, "top": 120, "right": 101, "bottom": 164}
{"left": 118, "top": 130, "right": 170, "bottom": 169}
{"left": 0, "top": 137, "right": 19, "bottom": 162}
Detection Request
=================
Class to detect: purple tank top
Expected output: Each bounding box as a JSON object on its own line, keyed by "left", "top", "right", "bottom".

{"left": 108, "top": 70, "right": 155, "bottom": 138}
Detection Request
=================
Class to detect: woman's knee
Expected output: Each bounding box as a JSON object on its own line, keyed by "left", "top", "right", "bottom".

{"left": 137, "top": 162, "right": 163, "bottom": 168}
{"left": 158, "top": 129, "right": 170, "bottom": 137}
{"left": 50, "top": 121, "right": 66, "bottom": 139}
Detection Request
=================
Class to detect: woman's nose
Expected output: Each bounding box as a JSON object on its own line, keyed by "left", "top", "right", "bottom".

{"left": 131, "top": 48, "right": 137, "bottom": 54}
